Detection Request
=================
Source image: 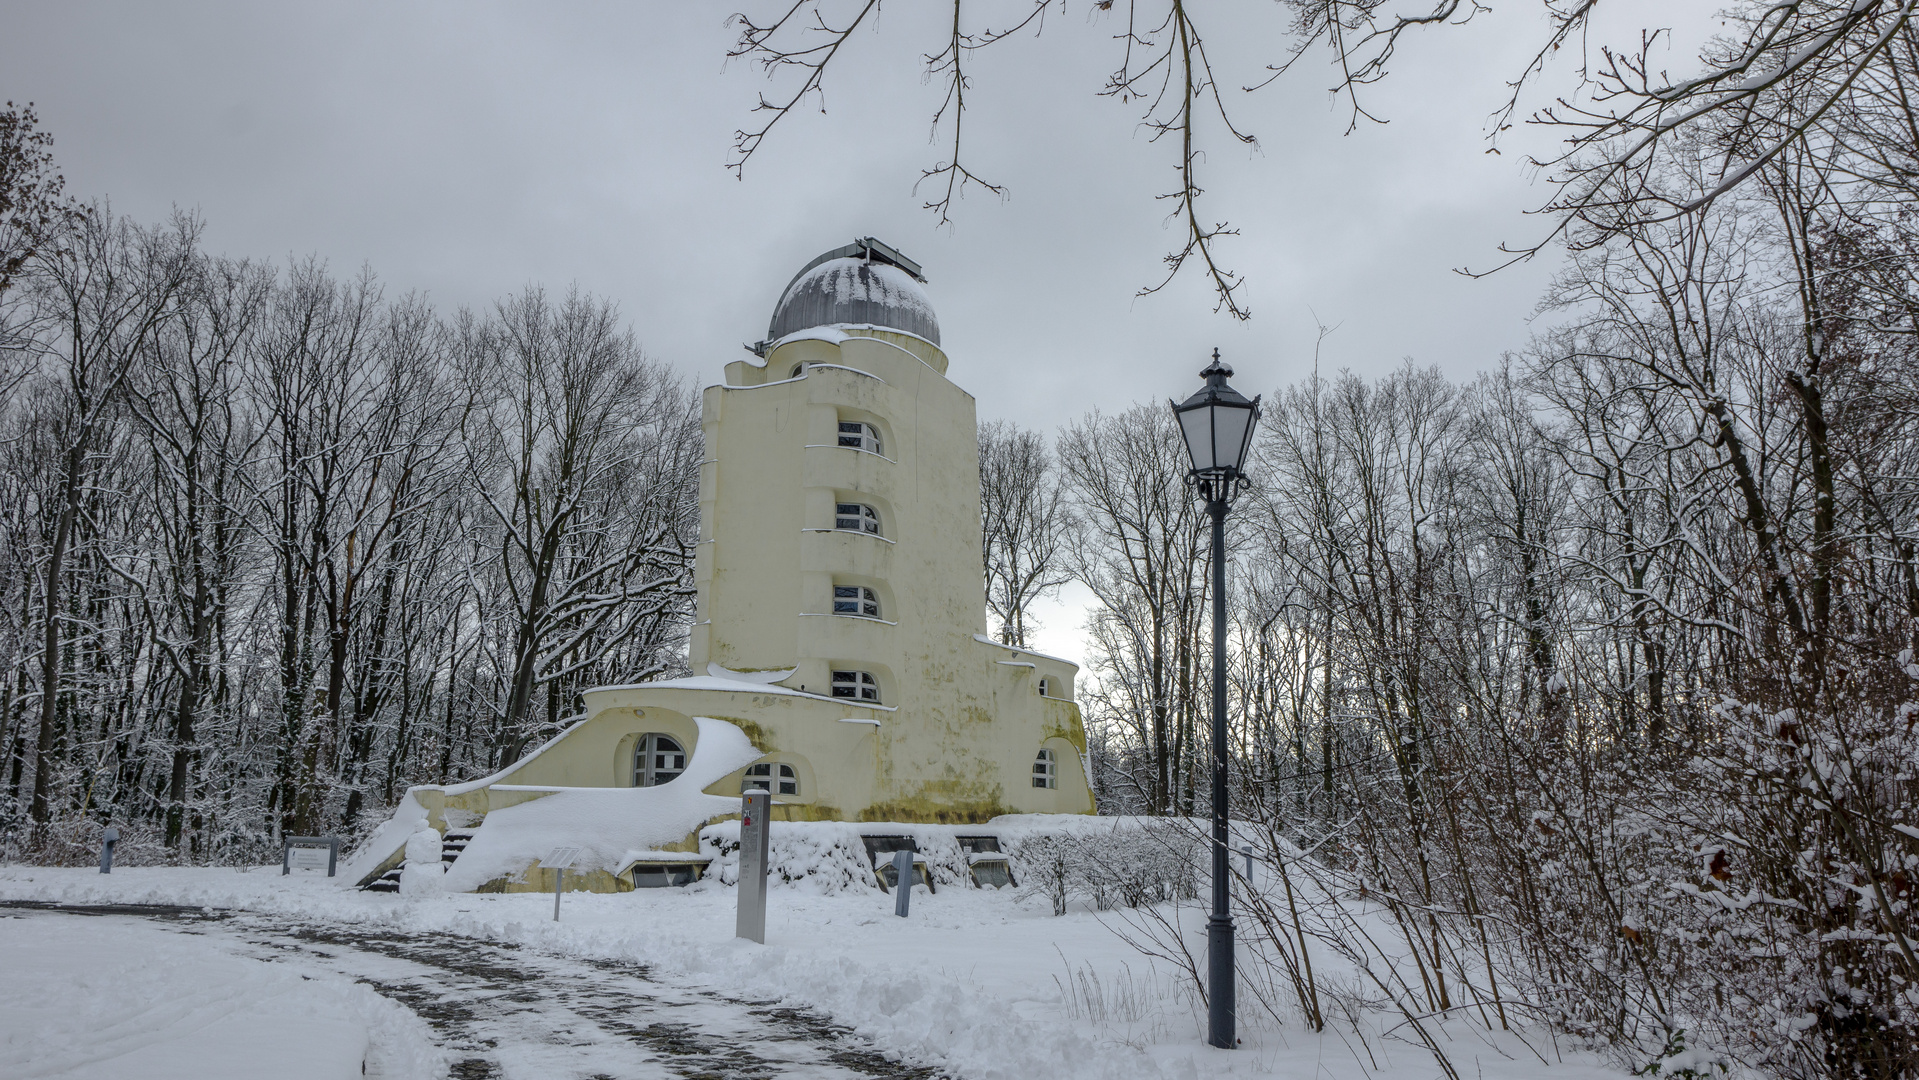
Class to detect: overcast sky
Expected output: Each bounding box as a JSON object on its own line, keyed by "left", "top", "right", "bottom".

{"left": 1, "top": 0, "right": 1717, "bottom": 662}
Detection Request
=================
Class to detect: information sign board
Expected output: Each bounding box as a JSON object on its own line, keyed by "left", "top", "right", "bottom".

{"left": 546, "top": 847, "right": 582, "bottom": 922}
{"left": 288, "top": 847, "right": 332, "bottom": 871}
{"left": 281, "top": 836, "right": 340, "bottom": 876}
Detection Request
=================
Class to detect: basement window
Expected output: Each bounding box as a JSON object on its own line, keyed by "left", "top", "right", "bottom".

{"left": 968, "top": 856, "right": 1015, "bottom": 889}
{"left": 629, "top": 862, "right": 703, "bottom": 888}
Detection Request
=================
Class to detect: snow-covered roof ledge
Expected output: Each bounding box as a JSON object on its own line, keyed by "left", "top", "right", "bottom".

{"left": 974, "top": 634, "right": 1078, "bottom": 669}
{"left": 582, "top": 675, "right": 899, "bottom": 711}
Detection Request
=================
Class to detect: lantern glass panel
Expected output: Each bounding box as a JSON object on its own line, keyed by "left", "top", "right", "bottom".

{"left": 1178, "top": 407, "right": 1217, "bottom": 473}
{"left": 1211, "top": 405, "right": 1254, "bottom": 473}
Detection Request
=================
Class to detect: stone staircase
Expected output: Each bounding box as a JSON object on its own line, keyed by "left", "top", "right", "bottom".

{"left": 441, "top": 829, "right": 475, "bottom": 866}
{"left": 358, "top": 828, "right": 477, "bottom": 892}
{"left": 362, "top": 866, "right": 401, "bottom": 892}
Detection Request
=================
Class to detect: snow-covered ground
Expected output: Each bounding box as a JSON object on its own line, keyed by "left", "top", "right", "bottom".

{"left": 0, "top": 905, "right": 441, "bottom": 1079}
{"left": 0, "top": 864, "right": 1633, "bottom": 1080}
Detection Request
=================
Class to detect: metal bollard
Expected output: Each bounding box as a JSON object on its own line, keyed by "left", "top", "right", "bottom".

{"left": 99, "top": 826, "right": 119, "bottom": 874}
{"left": 736, "top": 791, "right": 770, "bottom": 943}
{"left": 892, "top": 848, "right": 913, "bottom": 918}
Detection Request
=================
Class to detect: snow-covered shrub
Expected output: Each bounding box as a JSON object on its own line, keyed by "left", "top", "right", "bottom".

{"left": 698, "top": 820, "right": 996, "bottom": 892}
{"left": 1001, "top": 817, "right": 1198, "bottom": 915}
{"left": 699, "top": 820, "right": 877, "bottom": 893}
{"left": 1013, "top": 834, "right": 1076, "bottom": 915}
{"left": 1083, "top": 822, "right": 1198, "bottom": 908}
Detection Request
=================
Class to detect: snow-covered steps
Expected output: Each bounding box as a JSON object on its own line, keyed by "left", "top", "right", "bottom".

{"left": 359, "top": 827, "right": 474, "bottom": 891}
{"left": 439, "top": 830, "right": 475, "bottom": 866}
{"left": 360, "top": 867, "right": 402, "bottom": 893}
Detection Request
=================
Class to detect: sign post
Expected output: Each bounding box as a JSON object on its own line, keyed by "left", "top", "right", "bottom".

{"left": 282, "top": 836, "right": 340, "bottom": 876}
{"left": 736, "top": 790, "right": 770, "bottom": 943}
{"left": 892, "top": 848, "right": 913, "bottom": 918}
{"left": 546, "top": 846, "right": 581, "bottom": 922}
{"left": 99, "top": 826, "right": 118, "bottom": 874}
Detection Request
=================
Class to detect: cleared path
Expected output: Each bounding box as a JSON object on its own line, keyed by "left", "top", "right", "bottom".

{"left": 2, "top": 902, "right": 941, "bottom": 1080}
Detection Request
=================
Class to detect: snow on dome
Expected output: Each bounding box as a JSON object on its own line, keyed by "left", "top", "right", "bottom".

{"left": 768, "top": 254, "right": 939, "bottom": 346}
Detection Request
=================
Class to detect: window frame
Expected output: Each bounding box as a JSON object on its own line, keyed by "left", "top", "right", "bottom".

{"left": 1032, "top": 747, "right": 1058, "bottom": 789}
{"left": 837, "top": 420, "right": 883, "bottom": 456}
{"left": 635, "top": 733, "right": 688, "bottom": 788}
{"left": 833, "top": 584, "right": 881, "bottom": 619}
{"left": 834, "top": 502, "right": 881, "bottom": 535}
{"left": 742, "top": 761, "right": 800, "bottom": 797}
{"left": 831, "top": 669, "right": 881, "bottom": 703}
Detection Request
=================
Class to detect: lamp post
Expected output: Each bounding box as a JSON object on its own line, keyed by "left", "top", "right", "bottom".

{"left": 1170, "top": 348, "right": 1261, "bottom": 1051}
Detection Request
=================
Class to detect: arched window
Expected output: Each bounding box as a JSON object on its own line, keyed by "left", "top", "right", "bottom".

{"left": 1038, "top": 677, "right": 1050, "bottom": 697}
{"left": 634, "top": 733, "right": 686, "bottom": 787}
{"left": 789, "top": 363, "right": 806, "bottom": 378}
{"left": 743, "top": 762, "right": 799, "bottom": 796}
{"left": 838, "top": 420, "right": 882, "bottom": 455}
{"left": 1032, "top": 748, "right": 1058, "bottom": 789}
{"left": 831, "top": 669, "right": 881, "bottom": 702}
{"left": 835, "top": 503, "right": 881, "bottom": 535}
{"left": 834, "top": 585, "right": 880, "bottom": 618}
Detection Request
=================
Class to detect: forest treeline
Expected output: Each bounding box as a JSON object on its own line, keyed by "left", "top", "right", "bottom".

{"left": 0, "top": 128, "right": 700, "bottom": 856}
{"left": 9, "top": 7, "right": 1919, "bottom": 1062}
{"left": 967, "top": 58, "right": 1919, "bottom": 1075}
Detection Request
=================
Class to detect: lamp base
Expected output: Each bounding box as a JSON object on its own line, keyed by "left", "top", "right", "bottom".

{"left": 1207, "top": 911, "right": 1235, "bottom": 1048}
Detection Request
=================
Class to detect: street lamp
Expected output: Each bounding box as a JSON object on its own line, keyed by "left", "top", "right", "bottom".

{"left": 1169, "top": 348, "right": 1261, "bottom": 1051}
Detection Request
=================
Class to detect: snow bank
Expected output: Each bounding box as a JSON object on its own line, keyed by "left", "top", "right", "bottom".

{"left": 700, "top": 818, "right": 873, "bottom": 892}
{"left": 0, "top": 861, "right": 1637, "bottom": 1080}
{"left": 688, "top": 816, "right": 1203, "bottom": 898}
{"left": 440, "top": 716, "right": 761, "bottom": 891}
{"left": 0, "top": 908, "right": 442, "bottom": 1079}
{"left": 696, "top": 819, "right": 1031, "bottom": 893}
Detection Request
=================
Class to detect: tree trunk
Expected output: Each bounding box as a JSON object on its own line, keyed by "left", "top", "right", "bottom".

{"left": 28, "top": 439, "right": 86, "bottom": 829}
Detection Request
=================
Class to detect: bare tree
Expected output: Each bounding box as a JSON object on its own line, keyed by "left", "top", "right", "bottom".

{"left": 20, "top": 209, "right": 195, "bottom": 835}
{"left": 125, "top": 252, "right": 271, "bottom": 846}
{"left": 724, "top": 1, "right": 1919, "bottom": 296}
{"left": 0, "top": 102, "right": 80, "bottom": 303}
{"left": 461, "top": 288, "right": 699, "bottom": 765}
{"left": 1058, "top": 403, "right": 1210, "bottom": 814}
{"left": 977, "top": 419, "right": 1071, "bottom": 647}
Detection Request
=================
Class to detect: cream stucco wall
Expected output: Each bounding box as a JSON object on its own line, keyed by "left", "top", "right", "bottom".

{"left": 404, "top": 321, "right": 1093, "bottom": 847}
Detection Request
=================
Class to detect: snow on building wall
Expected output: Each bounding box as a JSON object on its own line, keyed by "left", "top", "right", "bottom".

{"left": 351, "top": 238, "right": 1094, "bottom": 893}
